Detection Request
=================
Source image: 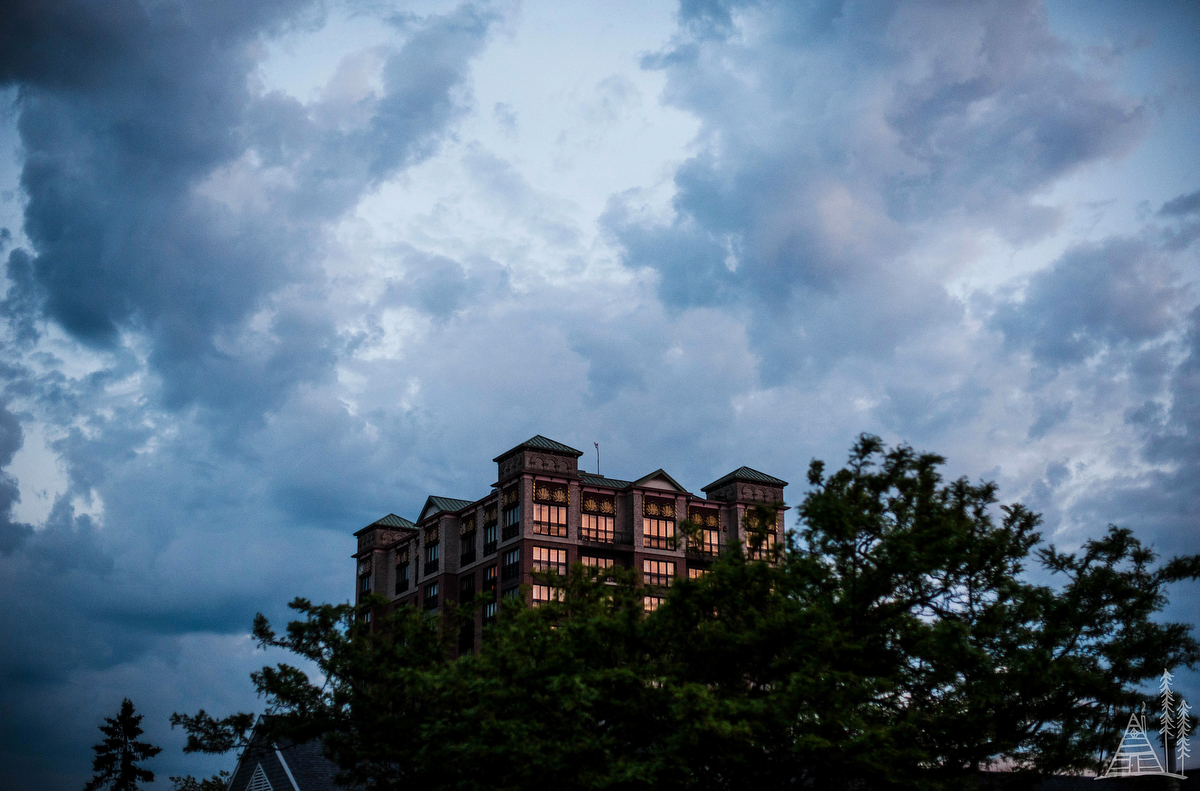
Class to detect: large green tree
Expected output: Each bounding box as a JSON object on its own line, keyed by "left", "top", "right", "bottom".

{"left": 175, "top": 436, "right": 1200, "bottom": 790}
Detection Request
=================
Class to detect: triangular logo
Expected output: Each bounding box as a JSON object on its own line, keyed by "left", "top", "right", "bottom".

{"left": 1100, "top": 711, "right": 1168, "bottom": 778}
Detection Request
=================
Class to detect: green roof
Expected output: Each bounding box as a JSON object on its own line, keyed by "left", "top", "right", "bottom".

{"left": 369, "top": 513, "right": 415, "bottom": 529}
{"left": 702, "top": 466, "right": 788, "bottom": 492}
{"left": 419, "top": 495, "right": 476, "bottom": 522}
{"left": 494, "top": 435, "right": 584, "bottom": 461}
{"left": 579, "top": 472, "right": 633, "bottom": 489}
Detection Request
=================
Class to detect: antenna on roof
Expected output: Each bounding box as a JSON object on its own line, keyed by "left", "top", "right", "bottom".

{"left": 594, "top": 442, "right": 600, "bottom": 475}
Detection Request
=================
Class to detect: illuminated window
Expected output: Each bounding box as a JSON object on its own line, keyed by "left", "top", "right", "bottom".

{"left": 582, "top": 555, "right": 615, "bottom": 581}
{"left": 532, "top": 546, "right": 567, "bottom": 576}
{"left": 643, "top": 517, "right": 675, "bottom": 549}
{"left": 643, "top": 596, "right": 663, "bottom": 612}
{"left": 581, "top": 513, "right": 614, "bottom": 542}
{"left": 701, "top": 529, "right": 719, "bottom": 555}
{"left": 687, "top": 567, "right": 708, "bottom": 580}
{"left": 532, "top": 584, "right": 564, "bottom": 606}
{"left": 533, "top": 503, "right": 568, "bottom": 537}
{"left": 747, "top": 531, "right": 777, "bottom": 560}
{"left": 483, "top": 565, "right": 498, "bottom": 595}
{"left": 643, "top": 559, "right": 675, "bottom": 587}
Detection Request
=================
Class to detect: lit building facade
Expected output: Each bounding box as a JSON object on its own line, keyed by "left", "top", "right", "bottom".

{"left": 351, "top": 436, "right": 787, "bottom": 650}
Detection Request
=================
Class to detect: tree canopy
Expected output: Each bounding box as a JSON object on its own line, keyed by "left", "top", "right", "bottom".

{"left": 176, "top": 436, "right": 1200, "bottom": 790}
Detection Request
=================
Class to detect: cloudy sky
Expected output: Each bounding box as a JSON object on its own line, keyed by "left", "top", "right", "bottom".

{"left": 1, "top": 0, "right": 1198, "bottom": 786}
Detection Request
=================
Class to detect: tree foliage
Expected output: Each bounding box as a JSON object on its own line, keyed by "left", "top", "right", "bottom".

{"left": 176, "top": 436, "right": 1200, "bottom": 790}
{"left": 84, "top": 698, "right": 163, "bottom": 791}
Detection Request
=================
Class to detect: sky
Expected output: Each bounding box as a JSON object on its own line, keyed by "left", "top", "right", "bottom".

{"left": 0, "top": 0, "right": 1198, "bottom": 786}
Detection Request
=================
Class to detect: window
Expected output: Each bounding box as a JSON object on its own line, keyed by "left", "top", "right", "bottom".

{"left": 483, "top": 565, "right": 498, "bottom": 595}
{"left": 747, "top": 531, "right": 777, "bottom": 561}
{"left": 701, "top": 528, "right": 720, "bottom": 555}
{"left": 533, "top": 503, "right": 568, "bottom": 537}
{"left": 532, "top": 584, "right": 564, "bottom": 606}
{"left": 532, "top": 546, "right": 567, "bottom": 577}
{"left": 643, "top": 596, "right": 663, "bottom": 612}
{"left": 360, "top": 574, "right": 372, "bottom": 594}
{"left": 687, "top": 567, "right": 708, "bottom": 580}
{"left": 460, "top": 574, "right": 475, "bottom": 602}
{"left": 424, "top": 542, "right": 439, "bottom": 575}
{"left": 643, "top": 517, "right": 675, "bottom": 549}
{"left": 502, "top": 504, "right": 521, "bottom": 540}
{"left": 502, "top": 586, "right": 520, "bottom": 599}
{"left": 643, "top": 559, "right": 675, "bottom": 587}
{"left": 461, "top": 532, "right": 476, "bottom": 564}
{"left": 484, "top": 600, "right": 498, "bottom": 625}
{"left": 483, "top": 524, "right": 498, "bottom": 555}
{"left": 582, "top": 555, "right": 615, "bottom": 581}
{"left": 424, "top": 582, "right": 439, "bottom": 610}
{"left": 501, "top": 547, "right": 521, "bottom": 582}
{"left": 581, "top": 513, "right": 614, "bottom": 542}
{"left": 395, "top": 562, "right": 410, "bottom": 594}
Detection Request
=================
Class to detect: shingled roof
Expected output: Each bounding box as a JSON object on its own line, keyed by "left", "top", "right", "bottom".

{"left": 493, "top": 435, "right": 584, "bottom": 461}
{"left": 365, "top": 513, "right": 414, "bottom": 529}
{"left": 702, "top": 466, "right": 788, "bottom": 492}
{"left": 579, "top": 472, "right": 633, "bottom": 489}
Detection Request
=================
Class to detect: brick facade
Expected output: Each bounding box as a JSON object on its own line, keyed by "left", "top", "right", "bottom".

{"left": 351, "top": 436, "right": 787, "bottom": 649}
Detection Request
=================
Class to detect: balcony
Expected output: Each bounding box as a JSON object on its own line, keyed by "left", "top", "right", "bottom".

{"left": 461, "top": 549, "right": 476, "bottom": 565}
{"left": 501, "top": 562, "right": 520, "bottom": 582}
{"left": 423, "top": 595, "right": 438, "bottom": 611}
{"left": 581, "top": 529, "right": 633, "bottom": 546}
{"left": 483, "top": 540, "right": 497, "bottom": 556}
{"left": 686, "top": 544, "right": 721, "bottom": 558}
{"left": 502, "top": 524, "right": 520, "bottom": 541}
{"left": 424, "top": 559, "right": 439, "bottom": 575}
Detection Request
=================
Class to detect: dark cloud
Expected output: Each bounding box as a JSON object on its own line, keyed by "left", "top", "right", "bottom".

{"left": 992, "top": 235, "right": 1186, "bottom": 368}
{"left": 609, "top": 0, "right": 1146, "bottom": 380}
{"left": 1159, "top": 189, "right": 1200, "bottom": 218}
{"left": 0, "top": 400, "right": 33, "bottom": 554}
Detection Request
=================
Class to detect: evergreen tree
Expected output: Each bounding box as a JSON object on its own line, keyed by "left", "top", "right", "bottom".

{"left": 84, "top": 698, "right": 163, "bottom": 791}
{"left": 173, "top": 436, "right": 1200, "bottom": 790}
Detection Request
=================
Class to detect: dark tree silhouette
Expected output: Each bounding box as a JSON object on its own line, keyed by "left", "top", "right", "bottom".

{"left": 84, "top": 698, "right": 163, "bottom": 791}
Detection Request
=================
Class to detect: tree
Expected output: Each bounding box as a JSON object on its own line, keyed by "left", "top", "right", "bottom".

{"left": 174, "top": 436, "right": 1200, "bottom": 790}
{"left": 84, "top": 698, "right": 163, "bottom": 791}
{"left": 168, "top": 771, "right": 230, "bottom": 791}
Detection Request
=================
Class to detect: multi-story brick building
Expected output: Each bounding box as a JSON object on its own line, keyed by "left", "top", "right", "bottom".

{"left": 351, "top": 435, "right": 787, "bottom": 650}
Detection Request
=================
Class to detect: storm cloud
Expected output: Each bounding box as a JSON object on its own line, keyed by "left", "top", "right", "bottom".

{"left": 0, "top": 0, "right": 1197, "bottom": 787}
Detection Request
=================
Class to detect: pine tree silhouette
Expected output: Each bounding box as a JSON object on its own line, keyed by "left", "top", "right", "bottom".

{"left": 84, "top": 698, "right": 163, "bottom": 791}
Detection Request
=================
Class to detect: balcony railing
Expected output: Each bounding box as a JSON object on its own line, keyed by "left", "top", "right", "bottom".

{"left": 424, "top": 559, "right": 439, "bottom": 575}
{"left": 461, "top": 549, "right": 476, "bottom": 565}
{"left": 581, "top": 529, "right": 633, "bottom": 546}
{"left": 483, "top": 540, "right": 497, "bottom": 556}
{"left": 686, "top": 544, "right": 721, "bottom": 558}
{"left": 423, "top": 595, "right": 438, "bottom": 611}
{"left": 502, "top": 524, "right": 520, "bottom": 541}
{"left": 501, "top": 562, "right": 520, "bottom": 582}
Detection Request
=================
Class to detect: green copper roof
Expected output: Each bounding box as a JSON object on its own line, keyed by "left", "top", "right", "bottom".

{"left": 368, "top": 513, "right": 415, "bottom": 529}
{"left": 702, "top": 466, "right": 788, "bottom": 492}
{"left": 419, "top": 495, "right": 476, "bottom": 522}
{"left": 579, "top": 472, "right": 633, "bottom": 489}
{"left": 494, "top": 435, "right": 584, "bottom": 461}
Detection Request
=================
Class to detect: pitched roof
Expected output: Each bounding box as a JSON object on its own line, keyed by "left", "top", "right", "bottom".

{"left": 366, "top": 513, "right": 414, "bottom": 529}
{"left": 493, "top": 434, "right": 584, "bottom": 461}
{"left": 631, "top": 468, "right": 689, "bottom": 493}
{"left": 419, "top": 495, "right": 476, "bottom": 522}
{"left": 579, "top": 472, "right": 633, "bottom": 489}
{"left": 702, "top": 466, "right": 788, "bottom": 492}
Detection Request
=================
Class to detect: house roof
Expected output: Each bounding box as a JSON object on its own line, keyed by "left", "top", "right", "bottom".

{"left": 579, "top": 472, "right": 633, "bottom": 489}
{"left": 366, "top": 513, "right": 414, "bottom": 529}
{"left": 418, "top": 495, "right": 476, "bottom": 523}
{"left": 702, "top": 466, "right": 788, "bottom": 492}
{"left": 631, "top": 468, "right": 689, "bottom": 493}
{"left": 493, "top": 434, "right": 584, "bottom": 461}
{"left": 228, "top": 719, "right": 360, "bottom": 791}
